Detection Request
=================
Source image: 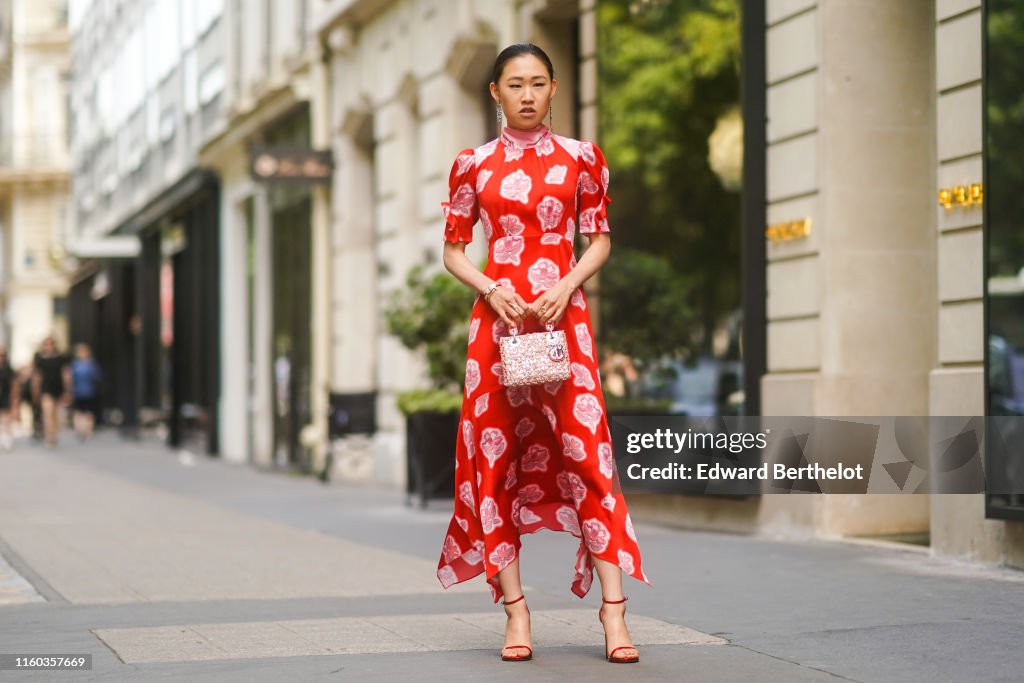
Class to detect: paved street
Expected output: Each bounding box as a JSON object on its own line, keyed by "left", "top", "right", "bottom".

{"left": 0, "top": 432, "right": 1023, "bottom": 682}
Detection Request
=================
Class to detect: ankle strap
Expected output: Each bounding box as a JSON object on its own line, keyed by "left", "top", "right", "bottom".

{"left": 602, "top": 596, "right": 628, "bottom": 604}
{"left": 502, "top": 594, "right": 526, "bottom": 606}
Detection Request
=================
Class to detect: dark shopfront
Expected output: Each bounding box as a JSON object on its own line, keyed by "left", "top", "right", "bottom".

{"left": 69, "top": 172, "right": 221, "bottom": 454}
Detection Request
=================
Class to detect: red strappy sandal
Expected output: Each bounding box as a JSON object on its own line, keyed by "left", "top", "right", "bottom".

{"left": 598, "top": 596, "right": 640, "bottom": 663}
{"left": 500, "top": 594, "right": 533, "bottom": 661}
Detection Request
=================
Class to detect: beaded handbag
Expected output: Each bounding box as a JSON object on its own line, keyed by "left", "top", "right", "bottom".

{"left": 499, "top": 322, "right": 571, "bottom": 387}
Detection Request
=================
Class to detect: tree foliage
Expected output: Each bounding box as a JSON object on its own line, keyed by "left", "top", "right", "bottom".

{"left": 597, "top": 0, "right": 742, "bottom": 361}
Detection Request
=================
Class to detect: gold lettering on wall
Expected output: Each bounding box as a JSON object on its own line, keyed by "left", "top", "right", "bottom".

{"left": 765, "top": 217, "right": 812, "bottom": 242}
{"left": 938, "top": 182, "right": 983, "bottom": 209}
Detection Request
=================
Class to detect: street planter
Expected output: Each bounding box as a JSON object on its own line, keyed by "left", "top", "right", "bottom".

{"left": 405, "top": 410, "right": 459, "bottom": 507}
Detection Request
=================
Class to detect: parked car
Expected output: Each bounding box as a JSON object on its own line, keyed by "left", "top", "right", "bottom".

{"left": 638, "top": 355, "right": 743, "bottom": 416}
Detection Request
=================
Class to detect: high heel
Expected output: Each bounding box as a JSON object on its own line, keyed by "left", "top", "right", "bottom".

{"left": 500, "top": 594, "right": 533, "bottom": 661}
{"left": 598, "top": 596, "right": 639, "bottom": 663}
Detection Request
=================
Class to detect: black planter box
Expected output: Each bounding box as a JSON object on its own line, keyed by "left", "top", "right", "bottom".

{"left": 405, "top": 410, "right": 459, "bottom": 507}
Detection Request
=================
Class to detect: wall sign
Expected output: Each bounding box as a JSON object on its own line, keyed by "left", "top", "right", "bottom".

{"left": 249, "top": 146, "right": 333, "bottom": 185}
{"left": 938, "top": 182, "right": 982, "bottom": 209}
{"left": 765, "top": 217, "right": 811, "bottom": 242}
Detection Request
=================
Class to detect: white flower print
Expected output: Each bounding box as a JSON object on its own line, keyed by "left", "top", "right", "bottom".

{"left": 499, "top": 215, "right": 526, "bottom": 236}
{"left": 450, "top": 183, "right": 476, "bottom": 217}
{"left": 437, "top": 565, "right": 458, "bottom": 588}
{"left": 477, "top": 472, "right": 481, "bottom": 487}
{"left": 565, "top": 217, "right": 575, "bottom": 242}
{"left": 480, "top": 428, "right": 508, "bottom": 468}
{"left": 556, "top": 472, "right": 575, "bottom": 501}
{"left": 536, "top": 196, "right": 564, "bottom": 230}
{"left": 598, "top": 442, "right": 615, "bottom": 478}
{"left": 617, "top": 549, "right": 635, "bottom": 575}
{"left": 573, "top": 393, "right": 603, "bottom": 435}
{"left": 462, "top": 420, "right": 475, "bottom": 459}
{"left": 536, "top": 137, "right": 555, "bottom": 156}
{"left": 597, "top": 216, "right": 609, "bottom": 233}
{"left": 582, "top": 518, "right": 611, "bottom": 553}
{"left": 518, "top": 483, "right": 544, "bottom": 503}
{"left": 492, "top": 320, "right": 510, "bottom": 344}
{"left": 542, "top": 404, "right": 558, "bottom": 432}
{"left": 480, "top": 208, "right": 493, "bottom": 241}
{"left": 579, "top": 141, "right": 597, "bottom": 165}
{"left": 578, "top": 170, "right": 600, "bottom": 195}
{"left": 556, "top": 505, "right": 581, "bottom": 534}
{"left": 601, "top": 165, "right": 610, "bottom": 192}
{"left": 544, "top": 379, "right": 563, "bottom": 395}
{"left": 515, "top": 418, "right": 535, "bottom": 439}
{"left": 443, "top": 535, "right": 462, "bottom": 562}
{"left": 456, "top": 153, "right": 474, "bottom": 174}
{"left": 456, "top": 515, "right": 469, "bottom": 531}
{"left": 476, "top": 168, "right": 493, "bottom": 193}
{"left": 499, "top": 169, "right": 532, "bottom": 204}
{"left": 519, "top": 507, "right": 542, "bottom": 525}
{"left": 504, "top": 145, "right": 524, "bottom": 162}
{"left": 601, "top": 493, "right": 617, "bottom": 511}
{"left": 480, "top": 496, "right": 503, "bottom": 534}
{"left": 474, "top": 393, "right": 489, "bottom": 417}
{"left": 491, "top": 362, "right": 505, "bottom": 384}
{"left": 493, "top": 236, "right": 525, "bottom": 265}
{"left": 625, "top": 513, "right": 637, "bottom": 542}
{"left": 528, "top": 258, "right": 560, "bottom": 294}
{"left": 521, "top": 444, "right": 550, "bottom": 472}
{"left": 545, "top": 164, "right": 567, "bottom": 184}
{"left": 477, "top": 139, "right": 499, "bottom": 159}
{"left": 465, "top": 358, "right": 480, "bottom": 397}
{"left": 579, "top": 206, "right": 597, "bottom": 232}
{"left": 562, "top": 432, "right": 587, "bottom": 462}
{"left": 468, "top": 317, "right": 480, "bottom": 344}
{"left": 507, "top": 385, "right": 531, "bottom": 407}
{"left": 578, "top": 566, "right": 593, "bottom": 594}
{"left": 571, "top": 362, "right": 595, "bottom": 390}
{"left": 540, "top": 232, "right": 563, "bottom": 245}
{"left": 497, "top": 277, "right": 516, "bottom": 291}
{"left": 574, "top": 323, "right": 594, "bottom": 360}
{"left": 569, "top": 253, "right": 577, "bottom": 269}
{"left": 505, "top": 461, "right": 517, "bottom": 490}
{"left": 564, "top": 472, "right": 587, "bottom": 503}
{"left": 458, "top": 481, "right": 475, "bottom": 511}
{"left": 462, "top": 547, "right": 483, "bottom": 565}
{"left": 511, "top": 497, "right": 522, "bottom": 526}
{"left": 489, "top": 541, "right": 516, "bottom": 570}
{"left": 570, "top": 289, "right": 586, "bottom": 310}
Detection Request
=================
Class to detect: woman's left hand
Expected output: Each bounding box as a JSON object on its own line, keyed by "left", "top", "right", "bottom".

{"left": 529, "top": 280, "right": 574, "bottom": 327}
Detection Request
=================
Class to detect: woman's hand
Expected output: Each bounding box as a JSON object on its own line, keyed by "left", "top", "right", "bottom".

{"left": 487, "top": 286, "right": 531, "bottom": 329}
{"left": 529, "top": 280, "right": 574, "bottom": 327}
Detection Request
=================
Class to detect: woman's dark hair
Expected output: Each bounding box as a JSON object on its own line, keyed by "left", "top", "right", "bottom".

{"left": 492, "top": 43, "right": 555, "bottom": 84}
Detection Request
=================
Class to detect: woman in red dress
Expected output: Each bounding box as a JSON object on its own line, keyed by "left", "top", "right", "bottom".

{"left": 437, "top": 43, "right": 650, "bottom": 663}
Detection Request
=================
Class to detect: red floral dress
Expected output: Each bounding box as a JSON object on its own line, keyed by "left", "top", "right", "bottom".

{"left": 435, "top": 124, "right": 651, "bottom": 604}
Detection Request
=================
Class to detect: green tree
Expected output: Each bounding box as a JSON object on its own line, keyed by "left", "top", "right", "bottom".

{"left": 597, "top": 0, "right": 742, "bottom": 360}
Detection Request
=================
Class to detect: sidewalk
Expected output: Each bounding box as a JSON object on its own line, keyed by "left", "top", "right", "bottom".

{"left": 0, "top": 431, "right": 1022, "bottom": 682}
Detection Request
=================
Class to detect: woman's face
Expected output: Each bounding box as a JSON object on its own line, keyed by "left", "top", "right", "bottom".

{"left": 490, "top": 54, "right": 558, "bottom": 130}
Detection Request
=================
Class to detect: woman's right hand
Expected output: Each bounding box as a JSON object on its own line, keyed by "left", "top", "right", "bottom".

{"left": 487, "top": 287, "right": 530, "bottom": 329}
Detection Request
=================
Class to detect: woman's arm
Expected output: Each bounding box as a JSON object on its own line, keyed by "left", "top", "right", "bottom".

{"left": 442, "top": 242, "right": 530, "bottom": 328}
{"left": 531, "top": 233, "right": 611, "bottom": 326}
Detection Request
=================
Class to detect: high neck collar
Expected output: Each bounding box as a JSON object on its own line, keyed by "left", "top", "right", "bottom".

{"left": 501, "top": 123, "right": 551, "bottom": 149}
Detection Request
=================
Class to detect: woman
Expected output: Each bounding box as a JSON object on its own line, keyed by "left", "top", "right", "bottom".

{"left": 33, "top": 336, "right": 70, "bottom": 447}
{"left": 436, "top": 43, "right": 649, "bottom": 664}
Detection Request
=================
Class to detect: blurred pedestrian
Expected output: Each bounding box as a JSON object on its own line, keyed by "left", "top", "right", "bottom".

{"left": 19, "top": 364, "right": 40, "bottom": 440}
{"left": 70, "top": 343, "right": 101, "bottom": 440}
{"left": 32, "top": 336, "right": 70, "bottom": 447}
{"left": 0, "top": 345, "right": 18, "bottom": 450}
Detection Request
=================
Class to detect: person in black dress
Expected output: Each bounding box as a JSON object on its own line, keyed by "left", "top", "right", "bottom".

{"left": 32, "top": 336, "right": 70, "bottom": 447}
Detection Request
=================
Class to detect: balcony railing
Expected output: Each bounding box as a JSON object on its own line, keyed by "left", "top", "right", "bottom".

{"left": 0, "top": 133, "right": 69, "bottom": 169}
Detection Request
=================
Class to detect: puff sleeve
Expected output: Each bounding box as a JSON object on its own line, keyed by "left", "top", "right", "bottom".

{"left": 576, "top": 140, "right": 612, "bottom": 234}
{"left": 441, "top": 148, "right": 479, "bottom": 244}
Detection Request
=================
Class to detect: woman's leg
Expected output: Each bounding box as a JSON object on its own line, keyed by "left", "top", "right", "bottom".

{"left": 496, "top": 555, "right": 532, "bottom": 656}
{"left": 0, "top": 409, "right": 11, "bottom": 450}
{"left": 41, "top": 394, "right": 57, "bottom": 446}
{"left": 593, "top": 555, "right": 638, "bottom": 658}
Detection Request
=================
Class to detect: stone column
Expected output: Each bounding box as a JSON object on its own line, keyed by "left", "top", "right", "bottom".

{"left": 760, "top": 0, "right": 936, "bottom": 537}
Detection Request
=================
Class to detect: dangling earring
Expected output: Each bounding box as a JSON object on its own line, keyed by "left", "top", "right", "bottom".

{"left": 549, "top": 99, "right": 553, "bottom": 130}
{"left": 496, "top": 103, "right": 503, "bottom": 135}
